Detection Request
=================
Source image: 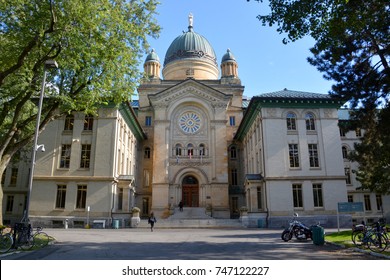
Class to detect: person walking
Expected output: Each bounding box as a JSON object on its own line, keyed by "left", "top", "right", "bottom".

{"left": 179, "top": 201, "right": 184, "bottom": 212}
{"left": 148, "top": 212, "right": 156, "bottom": 232}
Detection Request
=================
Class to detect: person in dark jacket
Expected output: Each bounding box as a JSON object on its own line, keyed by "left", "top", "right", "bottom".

{"left": 179, "top": 201, "right": 184, "bottom": 212}
{"left": 148, "top": 212, "right": 157, "bottom": 231}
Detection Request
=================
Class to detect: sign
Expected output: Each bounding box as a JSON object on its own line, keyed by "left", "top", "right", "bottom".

{"left": 338, "top": 202, "right": 364, "bottom": 213}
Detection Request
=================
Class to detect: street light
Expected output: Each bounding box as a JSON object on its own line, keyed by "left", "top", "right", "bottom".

{"left": 23, "top": 60, "right": 58, "bottom": 223}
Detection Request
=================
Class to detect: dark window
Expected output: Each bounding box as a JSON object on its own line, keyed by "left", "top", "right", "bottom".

{"left": 145, "top": 116, "right": 152, "bottom": 126}
{"left": 312, "top": 184, "right": 323, "bottom": 207}
{"left": 60, "top": 144, "right": 71, "bottom": 168}
{"left": 83, "top": 115, "right": 93, "bottom": 131}
{"left": 76, "top": 185, "right": 87, "bottom": 209}
{"left": 80, "top": 144, "right": 91, "bottom": 168}
{"left": 144, "top": 147, "right": 151, "bottom": 159}
{"left": 10, "top": 168, "right": 18, "bottom": 185}
{"left": 56, "top": 185, "right": 67, "bottom": 209}
{"left": 308, "top": 144, "right": 319, "bottom": 167}
{"left": 229, "top": 116, "right": 236, "bottom": 126}
{"left": 64, "top": 114, "right": 74, "bottom": 131}
{"left": 286, "top": 112, "right": 296, "bottom": 130}
{"left": 364, "top": 195, "right": 371, "bottom": 211}
{"left": 289, "top": 144, "right": 299, "bottom": 168}
{"left": 292, "top": 184, "right": 303, "bottom": 208}
{"left": 345, "top": 167, "right": 351, "bottom": 184}
{"left": 230, "top": 146, "right": 237, "bottom": 159}
{"left": 342, "top": 146, "right": 348, "bottom": 159}
{"left": 305, "top": 113, "right": 316, "bottom": 131}
{"left": 231, "top": 169, "right": 238, "bottom": 185}
{"left": 6, "top": 195, "right": 14, "bottom": 212}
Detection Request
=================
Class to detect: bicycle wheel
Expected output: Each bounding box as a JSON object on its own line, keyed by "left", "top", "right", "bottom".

{"left": 33, "top": 232, "right": 49, "bottom": 248}
{"left": 352, "top": 231, "right": 367, "bottom": 248}
{"left": 367, "top": 233, "right": 387, "bottom": 253}
{"left": 0, "top": 234, "right": 13, "bottom": 254}
{"left": 19, "top": 234, "right": 34, "bottom": 251}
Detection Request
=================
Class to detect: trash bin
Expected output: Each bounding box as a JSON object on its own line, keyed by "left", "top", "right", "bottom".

{"left": 112, "top": 219, "right": 120, "bottom": 229}
{"left": 257, "top": 219, "right": 264, "bottom": 228}
{"left": 312, "top": 225, "right": 325, "bottom": 245}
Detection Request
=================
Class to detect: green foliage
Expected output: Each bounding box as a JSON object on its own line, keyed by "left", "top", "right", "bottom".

{"left": 0, "top": 0, "right": 160, "bottom": 224}
{"left": 0, "top": 0, "right": 160, "bottom": 153}
{"left": 249, "top": 0, "right": 390, "bottom": 194}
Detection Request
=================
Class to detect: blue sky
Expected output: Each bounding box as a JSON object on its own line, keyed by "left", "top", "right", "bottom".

{"left": 141, "top": 0, "right": 334, "bottom": 98}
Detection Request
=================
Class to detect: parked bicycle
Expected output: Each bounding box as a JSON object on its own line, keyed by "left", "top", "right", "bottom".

{"left": 351, "top": 220, "right": 389, "bottom": 253}
{"left": 0, "top": 226, "right": 13, "bottom": 254}
{"left": 12, "top": 223, "right": 50, "bottom": 250}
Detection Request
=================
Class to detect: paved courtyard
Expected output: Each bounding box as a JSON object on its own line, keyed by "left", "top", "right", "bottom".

{"left": 0, "top": 227, "right": 384, "bottom": 260}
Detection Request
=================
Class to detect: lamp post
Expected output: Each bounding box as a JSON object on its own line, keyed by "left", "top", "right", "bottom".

{"left": 24, "top": 60, "right": 58, "bottom": 224}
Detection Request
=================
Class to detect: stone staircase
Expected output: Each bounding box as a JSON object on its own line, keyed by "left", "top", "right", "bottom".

{"left": 138, "top": 207, "right": 243, "bottom": 228}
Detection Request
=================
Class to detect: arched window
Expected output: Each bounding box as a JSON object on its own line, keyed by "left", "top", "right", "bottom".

{"left": 144, "top": 147, "right": 151, "bottom": 159}
{"left": 199, "top": 144, "right": 205, "bottom": 156}
{"left": 187, "top": 143, "right": 194, "bottom": 157}
{"left": 286, "top": 112, "right": 296, "bottom": 130}
{"left": 230, "top": 146, "right": 237, "bottom": 159}
{"left": 175, "top": 144, "right": 182, "bottom": 156}
{"left": 305, "top": 113, "right": 316, "bottom": 131}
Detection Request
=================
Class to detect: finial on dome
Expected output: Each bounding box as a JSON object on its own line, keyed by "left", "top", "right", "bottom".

{"left": 188, "top": 13, "right": 193, "bottom": 30}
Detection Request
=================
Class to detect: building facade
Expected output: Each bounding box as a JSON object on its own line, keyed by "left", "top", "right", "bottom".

{"left": 2, "top": 16, "right": 389, "bottom": 227}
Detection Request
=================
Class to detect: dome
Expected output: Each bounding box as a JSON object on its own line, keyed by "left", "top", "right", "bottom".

{"left": 162, "top": 14, "right": 219, "bottom": 80}
{"left": 145, "top": 49, "right": 160, "bottom": 63}
{"left": 221, "top": 49, "right": 236, "bottom": 62}
{"left": 164, "top": 27, "right": 217, "bottom": 67}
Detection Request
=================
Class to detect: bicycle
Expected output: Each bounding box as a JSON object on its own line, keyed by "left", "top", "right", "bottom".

{"left": 32, "top": 227, "right": 50, "bottom": 248}
{"left": 0, "top": 226, "right": 13, "bottom": 254}
{"left": 352, "top": 221, "right": 389, "bottom": 253}
{"left": 13, "top": 223, "right": 34, "bottom": 250}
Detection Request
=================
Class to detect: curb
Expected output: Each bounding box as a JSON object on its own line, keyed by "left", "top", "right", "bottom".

{"left": 325, "top": 241, "right": 390, "bottom": 259}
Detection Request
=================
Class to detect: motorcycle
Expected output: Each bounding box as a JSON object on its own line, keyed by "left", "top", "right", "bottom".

{"left": 281, "top": 215, "right": 315, "bottom": 242}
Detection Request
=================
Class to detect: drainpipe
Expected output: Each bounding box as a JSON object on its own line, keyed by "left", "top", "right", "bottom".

{"left": 260, "top": 113, "right": 270, "bottom": 228}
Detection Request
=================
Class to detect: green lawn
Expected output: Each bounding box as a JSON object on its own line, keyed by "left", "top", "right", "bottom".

{"left": 325, "top": 230, "right": 390, "bottom": 256}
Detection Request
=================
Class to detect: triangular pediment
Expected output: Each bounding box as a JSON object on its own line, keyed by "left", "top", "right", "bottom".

{"left": 148, "top": 79, "right": 233, "bottom": 106}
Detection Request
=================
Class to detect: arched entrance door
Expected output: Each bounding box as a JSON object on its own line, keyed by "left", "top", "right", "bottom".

{"left": 182, "top": 176, "right": 199, "bottom": 207}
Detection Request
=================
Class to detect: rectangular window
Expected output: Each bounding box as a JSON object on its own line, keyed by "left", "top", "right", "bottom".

{"left": 64, "top": 114, "right": 74, "bottom": 131}
{"left": 60, "top": 144, "right": 71, "bottom": 168}
{"left": 118, "top": 188, "right": 123, "bottom": 211}
{"left": 84, "top": 115, "right": 93, "bottom": 131}
{"left": 80, "top": 144, "right": 91, "bottom": 168}
{"left": 355, "top": 128, "right": 362, "bottom": 137}
{"left": 145, "top": 116, "right": 152, "bottom": 126}
{"left": 6, "top": 195, "right": 14, "bottom": 212}
{"left": 364, "top": 194, "right": 371, "bottom": 211}
{"left": 142, "top": 197, "right": 149, "bottom": 215}
{"left": 55, "top": 185, "right": 67, "bottom": 209}
{"left": 76, "top": 185, "right": 87, "bottom": 209}
{"left": 10, "top": 168, "right": 18, "bottom": 185}
{"left": 376, "top": 195, "right": 382, "bottom": 211}
{"left": 345, "top": 167, "right": 351, "bottom": 184}
{"left": 257, "top": 187, "right": 263, "bottom": 210}
{"left": 308, "top": 144, "right": 319, "bottom": 168}
{"left": 339, "top": 128, "right": 346, "bottom": 137}
{"left": 288, "top": 144, "right": 300, "bottom": 168}
{"left": 312, "top": 184, "right": 323, "bottom": 207}
{"left": 229, "top": 116, "right": 236, "bottom": 126}
{"left": 348, "top": 195, "right": 353, "bottom": 203}
{"left": 143, "top": 169, "right": 150, "bottom": 187}
{"left": 231, "top": 169, "right": 238, "bottom": 185}
{"left": 292, "top": 184, "right": 303, "bottom": 208}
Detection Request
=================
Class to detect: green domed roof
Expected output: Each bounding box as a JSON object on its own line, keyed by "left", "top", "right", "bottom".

{"left": 221, "top": 49, "right": 236, "bottom": 62}
{"left": 164, "top": 25, "right": 217, "bottom": 67}
{"left": 145, "top": 49, "right": 160, "bottom": 63}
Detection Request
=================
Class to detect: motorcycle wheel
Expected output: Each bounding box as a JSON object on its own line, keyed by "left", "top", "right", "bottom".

{"left": 281, "top": 230, "right": 292, "bottom": 242}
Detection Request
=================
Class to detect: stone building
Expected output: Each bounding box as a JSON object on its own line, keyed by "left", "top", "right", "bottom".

{"left": 2, "top": 15, "right": 389, "bottom": 228}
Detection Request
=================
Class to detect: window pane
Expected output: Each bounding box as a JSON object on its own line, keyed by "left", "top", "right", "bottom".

{"left": 80, "top": 144, "right": 91, "bottom": 168}
{"left": 292, "top": 184, "right": 303, "bottom": 208}
{"left": 308, "top": 144, "right": 319, "bottom": 167}
{"left": 289, "top": 144, "right": 299, "bottom": 167}
{"left": 312, "top": 184, "right": 323, "bottom": 207}
{"left": 64, "top": 114, "right": 74, "bottom": 131}
{"left": 56, "top": 185, "right": 67, "bottom": 209}
{"left": 286, "top": 113, "right": 296, "bottom": 130}
{"left": 76, "top": 185, "right": 87, "bottom": 209}
{"left": 84, "top": 115, "right": 93, "bottom": 131}
{"left": 305, "top": 113, "right": 315, "bottom": 130}
{"left": 60, "top": 144, "right": 71, "bottom": 168}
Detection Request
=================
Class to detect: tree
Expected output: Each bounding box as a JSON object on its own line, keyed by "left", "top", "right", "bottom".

{"left": 0, "top": 0, "right": 160, "bottom": 224}
{"left": 248, "top": 0, "right": 390, "bottom": 194}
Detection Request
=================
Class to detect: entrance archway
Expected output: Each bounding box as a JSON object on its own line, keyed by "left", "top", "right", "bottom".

{"left": 182, "top": 175, "right": 199, "bottom": 207}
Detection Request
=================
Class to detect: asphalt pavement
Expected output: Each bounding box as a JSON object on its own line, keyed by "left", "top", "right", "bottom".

{"left": 0, "top": 227, "right": 386, "bottom": 260}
